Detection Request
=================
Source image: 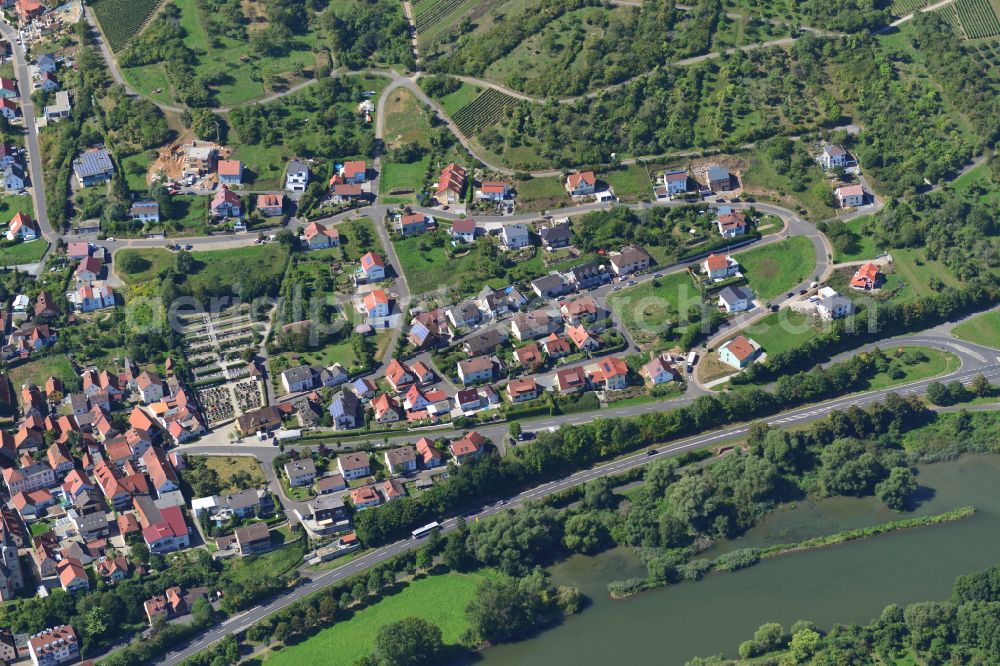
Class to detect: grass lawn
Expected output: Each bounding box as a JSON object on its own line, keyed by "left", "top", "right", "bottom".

{"left": 392, "top": 232, "right": 480, "bottom": 294}
{"left": 380, "top": 88, "right": 435, "bottom": 204}
{"left": 607, "top": 272, "right": 702, "bottom": 345}
{"left": 888, "top": 248, "right": 963, "bottom": 303}
{"left": 202, "top": 456, "right": 267, "bottom": 494}
{"left": 865, "top": 346, "right": 958, "bottom": 391}
{"left": 735, "top": 236, "right": 816, "bottom": 301}
{"left": 830, "top": 215, "right": 880, "bottom": 263}
{"left": 121, "top": 151, "right": 154, "bottom": 193}
{"left": 602, "top": 164, "right": 652, "bottom": 203}
{"left": 378, "top": 158, "right": 430, "bottom": 204}
{"left": 264, "top": 571, "right": 490, "bottom": 666}
{"left": 741, "top": 309, "right": 821, "bottom": 356}
{"left": 515, "top": 176, "right": 569, "bottom": 212}
{"left": 164, "top": 196, "right": 210, "bottom": 236}
{"left": 435, "top": 82, "right": 481, "bottom": 116}
{"left": 337, "top": 218, "right": 384, "bottom": 261}
{"left": 8, "top": 355, "right": 77, "bottom": 400}
{"left": 117, "top": 244, "right": 289, "bottom": 294}
{"left": 0, "top": 239, "right": 48, "bottom": 266}
{"left": 0, "top": 194, "right": 33, "bottom": 220}
{"left": 740, "top": 147, "right": 838, "bottom": 221}
{"left": 222, "top": 538, "right": 305, "bottom": 583}
{"left": 952, "top": 310, "right": 1000, "bottom": 349}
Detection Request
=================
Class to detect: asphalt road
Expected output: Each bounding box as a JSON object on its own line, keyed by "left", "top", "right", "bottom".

{"left": 0, "top": 20, "right": 52, "bottom": 239}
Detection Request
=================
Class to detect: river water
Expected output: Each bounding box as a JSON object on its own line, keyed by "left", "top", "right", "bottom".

{"left": 477, "top": 454, "right": 1000, "bottom": 665}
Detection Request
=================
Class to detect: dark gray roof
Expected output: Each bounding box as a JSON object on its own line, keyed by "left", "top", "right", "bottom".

{"left": 531, "top": 274, "right": 566, "bottom": 292}
{"left": 539, "top": 225, "right": 570, "bottom": 243}
{"left": 282, "top": 365, "right": 314, "bottom": 386}
{"left": 73, "top": 149, "right": 114, "bottom": 179}
{"left": 707, "top": 166, "right": 730, "bottom": 181}
{"left": 718, "top": 285, "right": 753, "bottom": 305}
{"left": 287, "top": 160, "right": 309, "bottom": 176}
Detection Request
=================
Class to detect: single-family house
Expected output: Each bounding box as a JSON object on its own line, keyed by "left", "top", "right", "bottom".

{"left": 302, "top": 221, "right": 339, "bottom": 250}
{"left": 835, "top": 184, "right": 865, "bottom": 208}
{"left": 38, "top": 71, "right": 58, "bottom": 92}
{"left": 0, "top": 78, "right": 15, "bottom": 99}
{"left": 350, "top": 485, "right": 381, "bottom": 510}
{"left": 281, "top": 365, "right": 314, "bottom": 394}
{"left": 457, "top": 356, "right": 493, "bottom": 385}
{"left": 434, "top": 163, "right": 466, "bottom": 205}
{"left": 329, "top": 390, "right": 361, "bottom": 430}
{"left": 3, "top": 163, "right": 24, "bottom": 191}
{"left": 356, "top": 251, "right": 386, "bottom": 283}
{"left": 7, "top": 211, "right": 37, "bottom": 241}
{"left": 476, "top": 181, "right": 510, "bottom": 201}
{"left": 379, "top": 478, "right": 406, "bottom": 502}
{"left": 36, "top": 53, "right": 57, "bottom": 73}
{"left": 817, "top": 291, "right": 855, "bottom": 320}
{"left": 285, "top": 160, "right": 309, "bottom": 192}
{"left": 210, "top": 186, "right": 242, "bottom": 218}
{"left": 234, "top": 522, "right": 272, "bottom": 557}
{"left": 820, "top": 145, "right": 848, "bottom": 170}
{"left": 44, "top": 90, "right": 72, "bottom": 121}
{"left": 539, "top": 224, "right": 571, "bottom": 250}
{"left": 662, "top": 169, "right": 689, "bottom": 196}
{"left": 0, "top": 98, "right": 17, "bottom": 120}
{"left": 703, "top": 253, "right": 739, "bottom": 280}
{"left": 514, "top": 343, "right": 543, "bottom": 369}
{"left": 340, "top": 160, "right": 366, "bottom": 184}
{"left": 716, "top": 210, "right": 748, "bottom": 238}
{"left": 717, "top": 285, "right": 755, "bottom": 313}
{"left": 586, "top": 357, "right": 630, "bottom": 391}
{"left": 363, "top": 289, "right": 390, "bottom": 318}
{"left": 450, "top": 431, "right": 486, "bottom": 464}
{"left": 567, "top": 324, "right": 600, "bottom": 351}
{"left": 609, "top": 245, "right": 651, "bottom": 276}
{"left": 565, "top": 171, "right": 596, "bottom": 196}
{"left": 560, "top": 296, "right": 599, "bottom": 325}
{"left": 217, "top": 160, "right": 243, "bottom": 185}
{"left": 284, "top": 458, "right": 317, "bottom": 487}
{"left": 555, "top": 366, "right": 587, "bottom": 394}
{"left": 565, "top": 261, "right": 609, "bottom": 289}
{"left": 257, "top": 193, "right": 284, "bottom": 217}
{"left": 416, "top": 437, "right": 444, "bottom": 468}
{"left": 707, "top": 165, "right": 732, "bottom": 192}
{"left": 372, "top": 393, "right": 401, "bottom": 424}
{"left": 530, "top": 273, "right": 569, "bottom": 299}
{"left": 500, "top": 223, "right": 530, "bottom": 250}
{"left": 130, "top": 201, "right": 159, "bottom": 224}
{"left": 447, "top": 301, "right": 482, "bottom": 329}
{"left": 450, "top": 218, "right": 477, "bottom": 243}
{"left": 850, "top": 262, "right": 881, "bottom": 290}
{"left": 718, "top": 335, "right": 761, "bottom": 369}
{"left": 506, "top": 377, "right": 538, "bottom": 403}
{"left": 383, "top": 446, "right": 417, "bottom": 474}
{"left": 397, "top": 212, "right": 432, "bottom": 236}
{"left": 75, "top": 255, "right": 103, "bottom": 282}
{"left": 511, "top": 309, "right": 559, "bottom": 341}
{"left": 642, "top": 355, "right": 678, "bottom": 385}
{"left": 73, "top": 149, "right": 114, "bottom": 187}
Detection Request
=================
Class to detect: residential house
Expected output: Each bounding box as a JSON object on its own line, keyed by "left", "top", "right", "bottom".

{"left": 378, "top": 478, "right": 406, "bottom": 502}
{"left": 234, "top": 523, "right": 272, "bottom": 557}
{"left": 820, "top": 145, "right": 848, "bottom": 170}
{"left": 36, "top": 53, "right": 57, "bottom": 73}
{"left": 383, "top": 446, "right": 417, "bottom": 474}
{"left": 609, "top": 245, "right": 651, "bottom": 276}
{"left": 284, "top": 458, "right": 317, "bottom": 487}
{"left": 703, "top": 253, "right": 739, "bottom": 280}
{"left": 718, "top": 335, "right": 761, "bottom": 369}
{"left": 34, "top": 291, "right": 59, "bottom": 318}
{"left": 337, "top": 451, "right": 372, "bottom": 481}
{"left": 717, "top": 285, "right": 755, "bottom": 313}
{"left": 356, "top": 251, "right": 386, "bottom": 283}
{"left": 315, "top": 474, "right": 347, "bottom": 495}
{"left": 0, "top": 77, "right": 15, "bottom": 99}
{"left": 565, "top": 171, "right": 596, "bottom": 196}
{"left": 140, "top": 504, "right": 190, "bottom": 553}
{"left": 416, "top": 437, "right": 444, "bottom": 468}
{"left": 363, "top": 289, "right": 390, "bottom": 318}
{"left": 285, "top": 160, "right": 309, "bottom": 191}
{"left": 385, "top": 359, "right": 415, "bottom": 392}
{"left": 210, "top": 186, "right": 242, "bottom": 218}
{"left": 661, "top": 169, "right": 689, "bottom": 197}
{"left": 836, "top": 184, "right": 865, "bottom": 208}
{"left": 3, "top": 464, "right": 55, "bottom": 495}
{"left": 302, "top": 221, "right": 339, "bottom": 250}
{"left": 455, "top": 388, "right": 481, "bottom": 412}
{"left": 351, "top": 377, "right": 378, "bottom": 401}
{"left": 329, "top": 390, "right": 361, "bottom": 430}
{"left": 43, "top": 90, "right": 71, "bottom": 121}
{"left": 130, "top": 201, "right": 159, "bottom": 224}
{"left": 217, "top": 160, "right": 243, "bottom": 185}
{"left": 257, "top": 193, "right": 284, "bottom": 217}
{"left": 182, "top": 141, "right": 216, "bottom": 177}
{"left": 372, "top": 394, "right": 401, "bottom": 424}
{"left": 560, "top": 296, "right": 599, "bottom": 325}
{"left": 27, "top": 625, "right": 79, "bottom": 666}
{"left": 0, "top": 142, "right": 18, "bottom": 169}
{"left": 340, "top": 160, "right": 366, "bottom": 184}
{"left": 0, "top": 530, "right": 22, "bottom": 600}
{"left": 586, "top": 357, "right": 630, "bottom": 391}
{"left": 332, "top": 183, "right": 365, "bottom": 203}
{"left": 350, "top": 485, "right": 381, "bottom": 510}
{"left": 506, "top": 377, "right": 539, "bottom": 403}
{"left": 850, "top": 262, "right": 881, "bottom": 290}
{"left": 539, "top": 224, "right": 571, "bottom": 250}
{"left": 143, "top": 446, "right": 179, "bottom": 495}
{"left": 457, "top": 356, "right": 493, "bottom": 385}
{"left": 500, "top": 224, "right": 530, "bottom": 250}
{"left": 73, "top": 149, "right": 114, "bottom": 187}
{"left": 815, "top": 286, "right": 855, "bottom": 320}
{"left": 0, "top": 98, "right": 17, "bottom": 120}
{"left": 281, "top": 366, "right": 314, "bottom": 394}
{"left": 397, "top": 212, "right": 432, "bottom": 236}
{"left": 567, "top": 324, "right": 600, "bottom": 352}
{"left": 94, "top": 556, "right": 130, "bottom": 584}
{"left": 434, "top": 163, "right": 466, "bottom": 205}
{"left": 556, "top": 366, "right": 587, "bottom": 394}
{"left": 511, "top": 309, "right": 559, "bottom": 341}
{"left": 450, "top": 218, "right": 477, "bottom": 243}
{"left": 707, "top": 165, "right": 732, "bottom": 192}
{"left": 642, "top": 355, "right": 678, "bottom": 385}
{"left": 8, "top": 211, "right": 38, "bottom": 241}
{"left": 450, "top": 431, "right": 486, "bottom": 464}
{"left": 38, "top": 72, "right": 58, "bottom": 92}
{"left": 477, "top": 285, "right": 525, "bottom": 319}
{"left": 476, "top": 181, "right": 510, "bottom": 201}
{"left": 3, "top": 162, "right": 24, "bottom": 191}
{"left": 716, "top": 210, "right": 748, "bottom": 238}
{"left": 447, "top": 301, "right": 482, "bottom": 329}
{"left": 530, "top": 273, "right": 569, "bottom": 299}
{"left": 46, "top": 443, "right": 73, "bottom": 475}
{"left": 514, "top": 343, "right": 543, "bottom": 369}
{"left": 565, "top": 261, "right": 610, "bottom": 289}
{"left": 75, "top": 255, "right": 103, "bottom": 282}
{"left": 136, "top": 371, "right": 165, "bottom": 403}
{"left": 309, "top": 495, "right": 348, "bottom": 530}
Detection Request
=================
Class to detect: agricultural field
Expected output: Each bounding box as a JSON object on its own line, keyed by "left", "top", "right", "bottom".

{"left": 890, "top": 0, "right": 932, "bottom": 16}
{"left": 432, "top": 81, "right": 482, "bottom": 116}
{"left": 953, "top": 0, "right": 1000, "bottom": 39}
{"left": 263, "top": 571, "right": 490, "bottom": 666}
{"left": 413, "top": 0, "right": 481, "bottom": 44}
{"left": 735, "top": 236, "right": 816, "bottom": 301}
{"left": 452, "top": 88, "right": 521, "bottom": 136}
{"left": 92, "top": 0, "right": 162, "bottom": 52}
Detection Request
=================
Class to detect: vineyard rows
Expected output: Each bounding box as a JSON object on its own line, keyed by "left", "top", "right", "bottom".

{"left": 92, "top": 0, "right": 162, "bottom": 52}
{"left": 954, "top": 0, "right": 1000, "bottom": 39}
{"left": 889, "top": 0, "right": 931, "bottom": 16}
{"left": 414, "top": 0, "right": 467, "bottom": 33}
{"left": 452, "top": 88, "right": 520, "bottom": 135}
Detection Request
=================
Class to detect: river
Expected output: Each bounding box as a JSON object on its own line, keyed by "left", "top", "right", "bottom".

{"left": 476, "top": 454, "right": 1000, "bottom": 665}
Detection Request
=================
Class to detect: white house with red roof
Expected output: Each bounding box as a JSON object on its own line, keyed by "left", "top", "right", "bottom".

{"left": 0, "top": 98, "right": 18, "bottom": 120}
{"left": 716, "top": 210, "right": 747, "bottom": 238}
{"left": 476, "top": 181, "right": 510, "bottom": 201}
{"left": 210, "top": 186, "right": 242, "bottom": 218}
{"left": 217, "top": 160, "right": 243, "bottom": 185}
{"left": 835, "top": 184, "right": 865, "bottom": 208}
{"left": 565, "top": 171, "right": 596, "bottom": 196}
{"left": 257, "top": 193, "right": 284, "bottom": 217}
{"left": 450, "top": 431, "right": 486, "bottom": 464}
{"left": 70, "top": 283, "right": 114, "bottom": 312}
{"left": 7, "top": 211, "right": 38, "bottom": 241}
{"left": 302, "top": 221, "right": 339, "bottom": 250}
{"left": 356, "top": 251, "right": 386, "bottom": 283}
{"left": 362, "top": 289, "right": 390, "bottom": 318}
{"left": 340, "top": 160, "right": 367, "bottom": 184}
{"left": 585, "top": 357, "right": 630, "bottom": 390}
{"left": 396, "top": 212, "right": 433, "bottom": 236}
{"left": 702, "top": 253, "right": 739, "bottom": 280}
{"left": 719, "top": 335, "right": 761, "bottom": 369}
